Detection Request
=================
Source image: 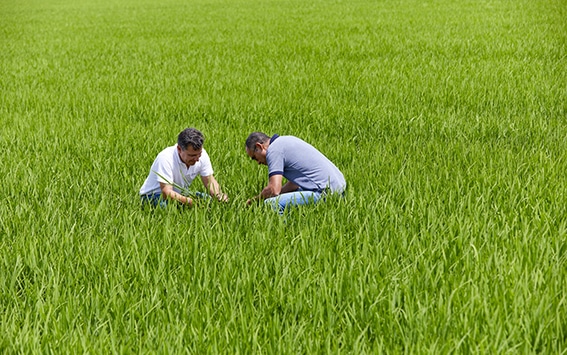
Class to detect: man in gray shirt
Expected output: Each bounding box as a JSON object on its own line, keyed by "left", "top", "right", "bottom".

{"left": 245, "top": 132, "right": 346, "bottom": 213}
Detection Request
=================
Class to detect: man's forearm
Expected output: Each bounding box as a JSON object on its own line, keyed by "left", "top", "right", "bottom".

{"left": 165, "top": 189, "right": 192, "bottom": 206}
{"left": 207, "top": 181, "right": 221, "bottom": 198}
{"left": 280, "top": 181, "right": 299, "bottom": 194}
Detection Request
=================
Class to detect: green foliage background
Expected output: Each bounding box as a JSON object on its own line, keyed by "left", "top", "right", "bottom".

{"left": 1, "top": 0, "right": 566, "bottom": 352}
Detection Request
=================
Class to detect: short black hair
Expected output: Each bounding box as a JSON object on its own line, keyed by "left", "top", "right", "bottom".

{"left": 178, "top": 128, "right": 204, "bottom": 150}
{"left": 245, "top": 132, "right": 270, "bottom": 150}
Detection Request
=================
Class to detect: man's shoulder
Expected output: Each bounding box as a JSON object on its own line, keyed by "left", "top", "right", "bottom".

{"left": 273, "top": 135, "right": 308, "bottom": 150}
{"left": 156, "top": 145, "right": 176, "bottom": 157}
{"left": 153, "top": 145, "right": 177, "bottom": 165}
{"left": 271, "top": 135, "right": 299, "bottom": 146}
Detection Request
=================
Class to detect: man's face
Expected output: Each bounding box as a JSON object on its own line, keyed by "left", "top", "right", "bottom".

{"left": 246, "top": 143, "right": 267, "bottom": 165}
{"left": 178, "top": 145, "right": 202, "bottom": 167}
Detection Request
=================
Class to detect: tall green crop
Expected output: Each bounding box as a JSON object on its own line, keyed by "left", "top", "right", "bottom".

{"left": 1, "top": 0, "right": 565, "bottom": 353}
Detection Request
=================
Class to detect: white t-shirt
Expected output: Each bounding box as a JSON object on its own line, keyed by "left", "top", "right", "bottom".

{"left": 139, "top": 144, "right": 214, "bottom": 196}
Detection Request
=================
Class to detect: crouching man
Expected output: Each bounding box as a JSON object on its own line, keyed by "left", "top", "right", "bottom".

{"left": 245, "top": 132, "right": 346, "bottom": 213}
{"left": 140, "top": 128, "right": 228, "bottom": 207}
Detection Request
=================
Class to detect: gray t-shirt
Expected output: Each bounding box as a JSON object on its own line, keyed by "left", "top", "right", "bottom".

{"left": 266, "top": 135, "right": 346, "bottom": 193}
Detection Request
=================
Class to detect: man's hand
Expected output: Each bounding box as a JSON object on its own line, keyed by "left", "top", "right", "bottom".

{"left": 246, "top": 195, "right": 260, "bottom": 206}
{"left": 216, "top": 193, "right": 229, "bottom": 202}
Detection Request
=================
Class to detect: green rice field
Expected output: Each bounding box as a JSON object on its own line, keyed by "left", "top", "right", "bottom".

{"left": 1, "top": 0, "right": 566, "bottom": 352}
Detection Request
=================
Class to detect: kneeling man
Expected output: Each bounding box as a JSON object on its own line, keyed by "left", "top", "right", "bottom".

{"left": 140, "top": 128, "right": 228, "bottom": 207}
{"left": 245, "top": 132, "right": 346, "bottom": 213}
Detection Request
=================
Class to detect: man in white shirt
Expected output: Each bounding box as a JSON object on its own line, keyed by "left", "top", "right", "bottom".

{"left": 140, "top": 128, "right": 228, "bottom": 207}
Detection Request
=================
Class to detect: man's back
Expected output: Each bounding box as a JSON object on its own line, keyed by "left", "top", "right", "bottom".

{"left": 266, "top": 135, "right": 346, "bottom": 193}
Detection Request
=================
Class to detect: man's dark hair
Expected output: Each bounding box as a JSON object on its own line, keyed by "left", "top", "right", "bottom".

{"left": 245, "top": 132, "right": 270, "bottom": 150}
{"left": 178, "top": 128, "right": 204, "bottom": 150}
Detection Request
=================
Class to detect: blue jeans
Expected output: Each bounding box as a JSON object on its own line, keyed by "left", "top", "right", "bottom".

{"left": 264, "top": 190, "right": 324, "bottom": 214}
{"left": 140, "top": 192, "right": 209, "bottom": 208}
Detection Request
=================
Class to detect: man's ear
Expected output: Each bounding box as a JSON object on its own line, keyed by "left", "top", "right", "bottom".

{"left": 256, "top": 142, "right": 263, "bottom": 151}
